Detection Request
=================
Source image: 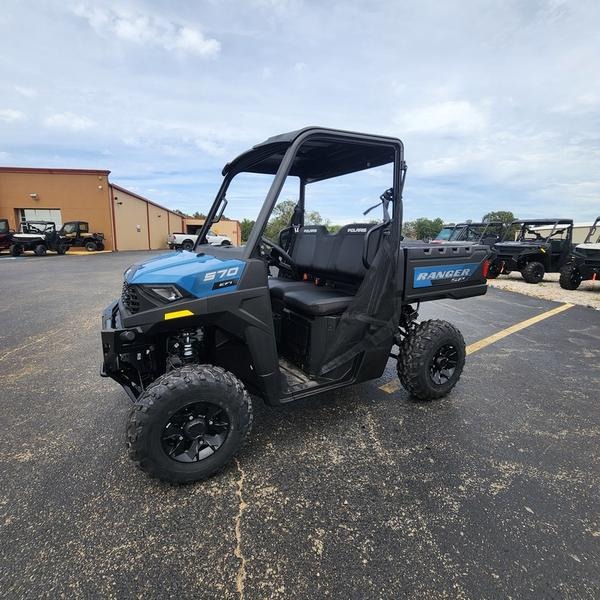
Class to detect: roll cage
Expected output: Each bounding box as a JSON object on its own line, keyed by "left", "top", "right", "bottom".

{"left": 502, "top": 219, "right": 573, "bottom": 243}
{"left": 195, "top": 127, "right": 407, "bottom": 254}
{"left": 583, "top": 216, "right": 600, "bottom": 244}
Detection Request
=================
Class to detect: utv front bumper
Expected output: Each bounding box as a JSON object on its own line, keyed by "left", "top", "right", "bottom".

{"left": 100, "top": 300, "right": 146, "bottom": 400}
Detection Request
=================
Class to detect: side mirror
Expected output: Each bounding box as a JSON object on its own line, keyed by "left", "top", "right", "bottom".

{"left": 211, "top": 198, "right": 228, "bottom": 224}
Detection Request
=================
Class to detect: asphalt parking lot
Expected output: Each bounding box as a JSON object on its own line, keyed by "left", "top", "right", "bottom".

{"left": 1, "top": 251, "right": 599, "bottom": 599}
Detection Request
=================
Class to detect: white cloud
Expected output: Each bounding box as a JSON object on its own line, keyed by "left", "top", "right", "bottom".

{"left": 71, "top": 4, "right": 220, "bottom": 58}
{"left": 0, "top": 109, "right": 26, "bottom": 123}
{"left": 195, "top": 138, "right": 226, "bottom": 157}
{"left": 14, "top": 86, "right": 37, "bottom": 98}
{"left": 396, "top": 101, "right": 488, "bottom": 136}
{"left": 44, "top": 112, "right": 96, "bottom": 131}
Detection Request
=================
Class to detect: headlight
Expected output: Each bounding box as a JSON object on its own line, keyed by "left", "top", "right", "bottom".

{"left": 143, "top": 285, "right": 184, "bottom": 302}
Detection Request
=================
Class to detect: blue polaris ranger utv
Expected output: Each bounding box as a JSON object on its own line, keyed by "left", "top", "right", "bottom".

{"left": 101, "top": 127, "right": 490, "bottom": 483}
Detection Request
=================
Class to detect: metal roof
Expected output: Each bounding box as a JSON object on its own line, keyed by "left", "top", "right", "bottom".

{"left": 222, "top": 126, "right": 403, "bottom": 183}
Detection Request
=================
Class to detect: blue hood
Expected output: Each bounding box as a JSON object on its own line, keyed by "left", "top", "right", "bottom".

{"left": 125, "top": 251, "right": 247, "bottom": 298}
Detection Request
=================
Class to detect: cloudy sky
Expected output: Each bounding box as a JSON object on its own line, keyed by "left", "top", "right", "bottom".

{"left": 1, "top": 0, "right": 599, "bottom": 223}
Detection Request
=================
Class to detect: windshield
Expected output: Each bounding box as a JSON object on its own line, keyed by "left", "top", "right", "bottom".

{"left": 435, "top": 227, "right": 455, "bottom": 241}
{"left": 62, "top": 223, "right": 77, "bottom": 234}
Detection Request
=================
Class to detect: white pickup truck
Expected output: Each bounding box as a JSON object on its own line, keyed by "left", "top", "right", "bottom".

{"left": 167, "top": 229, "right": 232, "bottom": 250}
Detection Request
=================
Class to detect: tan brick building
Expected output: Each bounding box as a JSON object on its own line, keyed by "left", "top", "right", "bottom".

{"left": 0, "top": 167, "right": 186, "bottom": 251}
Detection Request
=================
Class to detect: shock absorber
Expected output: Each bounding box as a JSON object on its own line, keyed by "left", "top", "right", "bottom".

{"left": 180, "top": 328, "right": 204, "bottom": 364}
{"left": 181, "top": 331, "right": 196, "bottom": 363}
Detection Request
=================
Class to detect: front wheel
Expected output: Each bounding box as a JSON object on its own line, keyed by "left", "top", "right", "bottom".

{"left": 181, "top": 240, "right": 194, "bottom": 251}
{"left": 127, "top": 365, "right": 253, "bottom": 484}
{"left": 521, "top": 261, "right": 544, "bottom": 284}
{"left": 559, "top": 264, "right": 582, "bottom": 290}
{"left": 34, "top": 244, "right": 47, "bottom": 256}
{"left": 85, "top": 241, "right": 97, "bottom": 252}
{"left": 56, "top": 244, "right": 68, "bottom": 255}
{"left": 10, "top": 244, "right": 23, "bottom": 257}
{"left": 397, "top": 320, "right": 466, "bottom": 401}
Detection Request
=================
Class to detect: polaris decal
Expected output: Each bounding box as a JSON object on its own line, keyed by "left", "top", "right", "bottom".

{"left": 347, "top": 227, "right": 368, "bottom": 233}
{"left": 413, "top": 262, "right": 480, "bottom": 288}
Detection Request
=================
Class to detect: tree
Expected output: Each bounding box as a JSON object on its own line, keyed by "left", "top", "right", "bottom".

{"left": 192, "top": 211, "right": 207, "bottom": 219}
{"left": 240, "top": 218, "right": 255, "bottom": 243}
{"left": 402, "top": 217, "right": 444, "bottom": 240}
{"left": 482, "top": 210, "right": 516, "bottom": 224}
{"left": 263, "top": 199, "right": 327, "bottom": 240}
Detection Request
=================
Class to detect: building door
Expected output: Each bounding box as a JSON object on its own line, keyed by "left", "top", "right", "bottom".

{"left": 19, "top": 208, "right": 63, "bottom": 228}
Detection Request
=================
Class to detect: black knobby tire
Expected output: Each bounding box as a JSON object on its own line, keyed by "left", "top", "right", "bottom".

{"left": 486, "top": 262, "right": 501, "bottom": 279}
{"left": 85, "top": 241, "right": 98, "bottom": 252}
{"left": 221, "top": 240, "right": 231, "bottom": 246}
{"left": 97, "top": 242, "right": 105, "bottom": 251}
{"left": 397, "top": 319, "right": 466, "bottom": 401}
{"left": 127, "top": 364, "right": 253, "bottom": 484}
{"left": 10, "top": 244, "right": 23, "bottom": 257}
{"left": 182, "top": 240, "right": 194, "bottom": 251}
{"left": 521, "top": 261, "right": 544, "bottom": 284}
{"left": 56, "top": 244, "right": 68, "bottom": 255}
{"left": 559, "top": 264, "right": 582, "bottom": 290}
{"left": 34, "top": 244, "right": 47, "bottom": 256}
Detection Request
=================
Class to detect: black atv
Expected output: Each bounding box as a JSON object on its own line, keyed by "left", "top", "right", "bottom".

{"left": 559, "top": 216, "right": 600, "bottom": 289}
{"left": 433, "top": 221, "right": 505, "bottom": 245}
{"left": 10, "top": 221, "right": 70, "bottom": 256}
{"left": 101, "top": 126, "right": 491, "bottom": 484}
{"left": 488, "top": 218, "right": 573, "bottom": 283}
{"left": 59, "top": 221, "right": 105, "bottom": 251}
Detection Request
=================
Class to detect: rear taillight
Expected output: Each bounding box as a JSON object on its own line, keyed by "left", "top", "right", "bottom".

{"left": 482, "top": 259, "right": 490, "bottom": 279}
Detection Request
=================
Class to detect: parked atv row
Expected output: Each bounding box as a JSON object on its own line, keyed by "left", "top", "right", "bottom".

{"left": 487, "top": 219, "right": 573, "bottom": 284}
{"left": 0, "top": 220, "right": 105, "bottom": 256}
{"left": 432, "top": 216, "right": 599, "bottom": 288}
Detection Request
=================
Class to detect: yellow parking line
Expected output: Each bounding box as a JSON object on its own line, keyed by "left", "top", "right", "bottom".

{"left": 379, "top": 302, "right": 574, "bottom": 394}
{"left": 465, "top": 302, "right": 574, "bottom": 355}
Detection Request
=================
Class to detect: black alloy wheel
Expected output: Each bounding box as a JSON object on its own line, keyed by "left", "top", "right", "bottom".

{"left": 429, "top": 344, "right": 459, "bottom": 385}
{"left": 162, "top": 402, "right": 230, "bottom": 463}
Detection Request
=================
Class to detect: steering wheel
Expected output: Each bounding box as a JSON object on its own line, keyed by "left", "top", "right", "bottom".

{"left": 261, "top": 236, "right": 296, "bottom": 274}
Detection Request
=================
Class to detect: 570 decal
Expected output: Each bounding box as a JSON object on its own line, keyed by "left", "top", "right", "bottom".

{"left": 203, "top": 267, "right": 240, "bottom": 282}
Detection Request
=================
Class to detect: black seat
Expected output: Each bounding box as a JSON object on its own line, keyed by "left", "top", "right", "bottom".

{"left": 268, "top": 278, "right": 309, "bottom": 299}
{"left": 268, "top": 223, "right": 385, "bottom": 316}
{"left": 284, "top": 287, "right": 354, "bottom": 316}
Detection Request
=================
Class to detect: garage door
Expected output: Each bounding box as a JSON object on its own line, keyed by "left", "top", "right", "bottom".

{"left": 20, "top": 209, "right": 63, "bottom": 228}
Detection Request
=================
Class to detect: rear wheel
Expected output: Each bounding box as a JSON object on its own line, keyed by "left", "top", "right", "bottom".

{"left": 34, "top": 244, "right": 47, "bottom": 256}
{"left": 10, "top": 244, "right": 23, "bottom": 257}
{"left": 397, "top": 320, "right": 466, "bottom": 401}
{"left": 521, "top": 261, "right": 544, "bottom": 284}
{"left": 85, "top": 240, "right": 98, "bottom": 252}
{"left": 56, "top": 244, "right": 68, "bottom": 255}
{"left": 127, "top": 364, "right": 253, "bottom": 484}
{"left": 221, "top": 239, "right": 231, "bottom": 246}
{"left": 486, "top": 262, "right": 501, "bottom": 279}
{"left": 182, "top": 240, "right": 194, "bottom": 251}
{"left": 559, "top": 264, "right": 582, "bottom": 290}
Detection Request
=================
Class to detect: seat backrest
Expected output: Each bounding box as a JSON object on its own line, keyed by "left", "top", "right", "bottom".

{"left": 290, "top": 225, "right": 329, "bottom": 273}
{"left": 289, "top": 223, "right": 385, "bottom": 285}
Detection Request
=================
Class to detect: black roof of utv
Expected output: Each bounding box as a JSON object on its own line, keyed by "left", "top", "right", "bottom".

{"left": 223, "top": 126, "right": 401, "bottom": 183}
{"left": 512, "top": 219, "right": 573, "bottom": 226}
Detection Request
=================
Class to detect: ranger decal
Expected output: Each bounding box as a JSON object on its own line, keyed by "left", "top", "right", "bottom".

{"left": 413, "top": 262, "right": 480, "bottom": 288}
